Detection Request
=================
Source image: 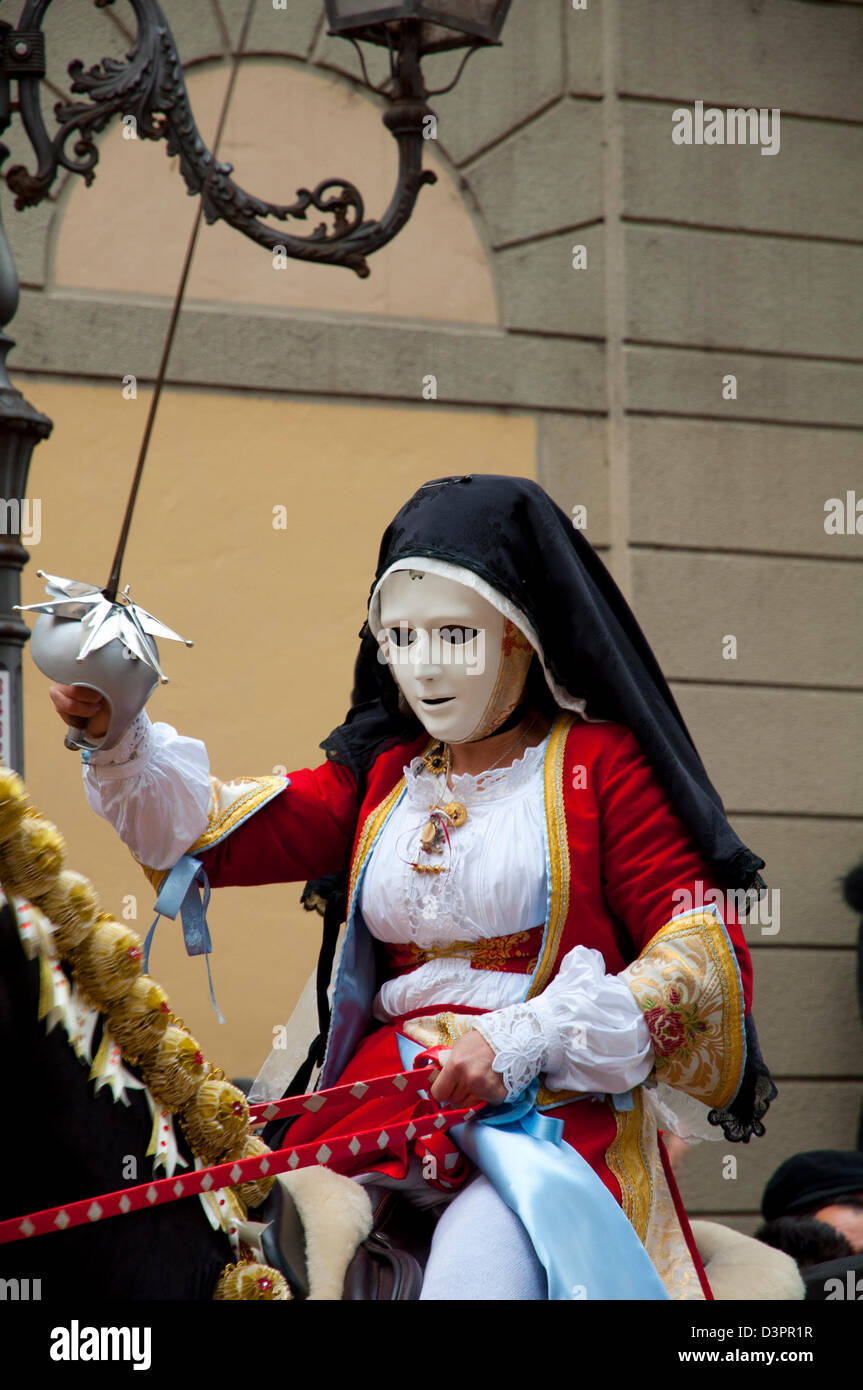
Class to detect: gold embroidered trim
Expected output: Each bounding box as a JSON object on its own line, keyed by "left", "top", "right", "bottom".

{"left": 436, "top": 1012, "right": 471, "bottom": 1048}
{"left": 605, "top": 1089, "right": 652, "bottom": 1242}
{"left": 398, "top": 1013, "right": 474, "bottom": 1051}
{"left": 198, "top": 775, "right": 288, "bottom": 846}
{"left": 386, "top": 926, "right": 543, "bottom": 975}
{"left": 139, "top": 859, "right": 166, "bottom": 893}
{"left": 139, "top": 773, "right": 288, "bottom": 893}
{"left": 621, "top": 907, "right": 745, "bottom": 1110}
{"left": 527, "top": 712, "right": 573, "bottom": 1000}
{"left": 641, "top": 1121, "right": 705, "bottom": 1300}
{"left": 607, "top": 1084, "right": 704, "bottom": 1298}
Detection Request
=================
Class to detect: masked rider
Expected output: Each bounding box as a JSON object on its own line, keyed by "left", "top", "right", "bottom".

{"left": 50, "top": 475, "right": 772, "bottom": 1301}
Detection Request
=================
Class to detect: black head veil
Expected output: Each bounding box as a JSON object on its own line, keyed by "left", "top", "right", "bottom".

{"left": 323, "top": 473, "right": 765, "bottom": 892}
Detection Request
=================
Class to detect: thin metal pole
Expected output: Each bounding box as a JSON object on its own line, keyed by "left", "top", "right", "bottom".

{"left": 103, "top": 0, "right": 258, "bottom": 603}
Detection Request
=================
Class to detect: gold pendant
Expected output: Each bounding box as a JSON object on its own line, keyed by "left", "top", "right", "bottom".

{"left": 409, "top": 796, "right": 469, "bottom": 875}
{"left": 422, "top": 741, "right": 447, "bottom": 774}
{"left": 420, "top": 819, "right": 438, "bottom": 848}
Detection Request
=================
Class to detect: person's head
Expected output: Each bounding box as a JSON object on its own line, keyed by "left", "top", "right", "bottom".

{"left": 761, "top": 1150, "right": 863, "bottom": 1253}
{"left": 755, "top": 1215, "right": 854, "bottom": 1268}
{"left": 806, "top": 1200, "right": 863, "bottom": 1254}
{"left": 375, "top": 569, "right": 536, "bottom": 743}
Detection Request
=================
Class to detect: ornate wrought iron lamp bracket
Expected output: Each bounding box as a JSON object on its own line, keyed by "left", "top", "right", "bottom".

{"left": 0, "top": 0, "right": 440, "bottom": 278}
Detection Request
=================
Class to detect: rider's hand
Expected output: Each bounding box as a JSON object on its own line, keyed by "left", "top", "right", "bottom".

{"left": 49, "top": 682, "right": 110, "bottom": 739}
{"left": 429, "top": 1029, "right": 506, "bottom": 1108}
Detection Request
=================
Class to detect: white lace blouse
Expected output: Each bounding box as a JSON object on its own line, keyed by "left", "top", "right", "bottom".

{"left": 83, "top": 713, "right": 654, "bottom": 1102}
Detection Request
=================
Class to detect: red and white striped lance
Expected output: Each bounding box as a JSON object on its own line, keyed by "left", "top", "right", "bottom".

{"left": 0, "top": 1067, "right": 475, "bottom": 1245}
{"left": 246, "top": 1061, "right": 440, "bottom": 1126}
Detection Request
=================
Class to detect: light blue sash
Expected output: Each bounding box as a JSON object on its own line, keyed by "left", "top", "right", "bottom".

{"left": 397, "top": 1034, "right": 668, "bottom": 1301}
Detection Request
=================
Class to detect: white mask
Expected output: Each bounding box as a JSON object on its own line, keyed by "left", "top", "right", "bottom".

{"left": 377, "top": 570, "right": 534, "bottom": 743}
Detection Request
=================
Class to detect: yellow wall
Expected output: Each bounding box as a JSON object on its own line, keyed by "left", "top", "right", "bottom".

{"left": 22, "top": 380, "right": 535, "bottom": 1077}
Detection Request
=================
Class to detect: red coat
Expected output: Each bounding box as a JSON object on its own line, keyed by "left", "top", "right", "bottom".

{"left": 194, "top": 714, "right": 751, "bottom": 1008}
{"left": 187, "top": 712, "right": 751, "bottom": 1298}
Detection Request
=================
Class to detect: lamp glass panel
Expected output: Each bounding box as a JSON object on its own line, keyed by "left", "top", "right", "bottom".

{"left": 430, "top": 1, "right": 504, "bottom": 30}
{"left": 326, "top": 1, "right": 508, "bottom": 44}
{"left": 327, "top": 0, "right": 394, "bottom": 19}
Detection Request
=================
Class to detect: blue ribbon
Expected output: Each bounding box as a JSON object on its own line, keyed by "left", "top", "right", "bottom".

{"left": 396, "top": 1034, "right": 667, "bottom": 1301}
{"left": 474, "top": 1079, "right": 564, "bottom": 1143}
{"left": 611, "top": 1089, "right": 635, "bottom": 1111}
{"left": 144, "top": 855, "right": 224, "bottom": 1023}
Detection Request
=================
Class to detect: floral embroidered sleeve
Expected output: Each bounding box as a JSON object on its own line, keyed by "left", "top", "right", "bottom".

{"left": 619, "top": 905, "right": 746, "bottom": 1111}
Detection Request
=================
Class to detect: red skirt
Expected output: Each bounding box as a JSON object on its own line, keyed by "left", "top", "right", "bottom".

{"left": 281, "top": 1016, "right": 712, "bottom": 1297}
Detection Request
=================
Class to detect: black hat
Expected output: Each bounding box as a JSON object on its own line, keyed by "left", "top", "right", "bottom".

{"left": 762, "top": 1150, "right": 863, "bottom": 1222}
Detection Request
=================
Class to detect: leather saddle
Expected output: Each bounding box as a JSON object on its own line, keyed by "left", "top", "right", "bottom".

{"left": 259, "top": 1179, "right": 437, "bottom": 1301}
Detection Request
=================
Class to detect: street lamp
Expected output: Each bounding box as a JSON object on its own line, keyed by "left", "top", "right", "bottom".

{"left": 0, "top": 1, "right": 512, "bottom": 773}
{"left": 324, "top": 1, "right": 512, "bottom": 52}
{"left": 5, "top": 0, "right": 513, "bottom": 274}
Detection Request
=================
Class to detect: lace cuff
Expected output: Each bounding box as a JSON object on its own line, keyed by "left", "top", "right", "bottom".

{"left": 84, "top": 711, "right": 154, "bottom": 776}
{"left": 474, "top": 1002, "right": 549, "bottom": 1100}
